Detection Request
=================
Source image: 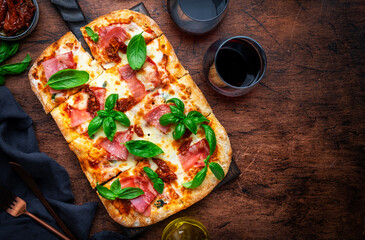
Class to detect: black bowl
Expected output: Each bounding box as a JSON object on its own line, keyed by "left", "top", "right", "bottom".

{"left": 0, "top": 0, "right": 39, "bottom": 41}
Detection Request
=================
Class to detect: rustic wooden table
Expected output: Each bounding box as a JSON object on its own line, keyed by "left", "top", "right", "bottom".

{"left": 4, "top": 0, "right": 365, "bottom": 239}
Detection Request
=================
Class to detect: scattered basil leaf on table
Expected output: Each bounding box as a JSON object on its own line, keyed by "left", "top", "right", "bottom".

{"left": 124, "top": 140, "right": 164, "bottom": 158}
{"left": 96, "top": 179, "right": 144, "bottom": 200}
{"left": 143, "top": 167, "right": 164, "bottom": 194}
{"left": 0, "top": 41, "right": 19, "bottom": 64}
{"left": 87, "top": 94, "right": 131, "bottom": 140}
{"left": 45, "top": 69, "right": 89, "bottom": 90}
{"left": 85, "top": 27, "right": 99, "bottom": 43}
{"left": 0, "top": 54, "right": 31, "bottom": 75}
{"left": 0, "top": 75, "right": 4, "bottom": 86}
{"left": 127, "top": 32, "right": 146, "bottom": 70}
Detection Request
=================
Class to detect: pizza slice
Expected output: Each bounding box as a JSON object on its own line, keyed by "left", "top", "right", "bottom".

{"left": 29, "top": 32, "right": 104, "bottom": 113}
{"left": 80, "top": 9, "right": 163, "bottom": 69}
{"left": 98, "top": 159, "right": 185, "bottom": 227}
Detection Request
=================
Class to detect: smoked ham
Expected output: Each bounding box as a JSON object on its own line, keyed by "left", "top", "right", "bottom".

{"left": 178, "top": 139, "right": 210, "bottom": 171}
{"left": 98, "top": 130, "right": 133, "bottom": 160}
{"left": 143, "top": 104, "right": 171, "bottom": 133}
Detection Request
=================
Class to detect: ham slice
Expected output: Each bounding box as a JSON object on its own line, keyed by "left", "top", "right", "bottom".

{"left": 119, "top": 176, "right": 158, "bottom": 216}
{"left": 99, "top": 130, "right": 133, "bottom": 160}
{"left": 143, "top": 104, "right": 171, "bottom": 133}
{"left": 42, "top": 52, "right": 76, "bottom": 80}
{"left": 178, "top": 139, "right": 210, "bottom": 172}
{"left": 70, "top": 108, "right": 92, "bottom": 128}
{"left": 119, "top": 65, "right": 146, "bottom": 101}
{"left": 98, "top": 24, "right": 127, "bottom": 49}
{"left": 42, "top": 52, "right": 77, "bottom": 94}
{"left": 144, "top": 57, "right": 160, "bottom": 88}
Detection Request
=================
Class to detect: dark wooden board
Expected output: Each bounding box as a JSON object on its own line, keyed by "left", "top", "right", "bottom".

{"left": 3, "top": 0, "right": 365, "bottom": 239}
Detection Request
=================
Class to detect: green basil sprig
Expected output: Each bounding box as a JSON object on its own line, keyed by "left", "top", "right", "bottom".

{"left": 45, "top": 69, "right": 89, "bottom": 90}
{"left": 85, "top": 27, "right": 99, "bottom": 43}
{"left": 0, "top": 41, "right": 19, "bottom": 64}
{"left": 159, "top": 98, "right": 210, "bottom": 140}
{"left": 127, "top": 32, "right": 146, "bottom": 70}
{"left": 143, "top": 167, "right": 164, "bottom": 194}
{"left": 88, "top": 94, "right": 130, "bottom": 141}
{"left": 96, "top": 179, "right": 144, "bottom": 200}
{"left": 182, "top": 124, "right": 225, "bottom": 189}
{"left": 124, "top": 140, "right": 164, "bottom": 158}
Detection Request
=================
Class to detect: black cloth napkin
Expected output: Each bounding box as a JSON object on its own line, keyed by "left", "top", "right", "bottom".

{"left": 0, "top": 86, "right": 105, "bottom": 240}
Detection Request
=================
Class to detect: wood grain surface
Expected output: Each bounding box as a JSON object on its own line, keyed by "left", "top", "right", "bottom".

{"left": 3, "top": 0, "right": 364, "bottom": 239}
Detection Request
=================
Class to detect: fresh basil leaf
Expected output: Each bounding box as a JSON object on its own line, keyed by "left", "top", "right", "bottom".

{"left": 0, "top": 41, "right": 19, "bottom": 64}
{"left": 182, "top": 165, "right": 208, "bottom": 189}
{"left": 143, "top": 167, "right": 158, "bottom": 180}
{"left": 127, "top": 32, "right": 146, "bottom": 70}
{"left": 8, "top": 42, "right": 19, "bottom": 58}
{"left": 173, "top": 122, "right": 186, "bottom": 140}
{"left": 202, "top": 124, "right": 216, "bottom": 155}
{"left": 85, "top": 26, "right": 99, "bottom": 43}
{"left": 105, "top": 94, "right": 118, "bottom": 112}
{"left": 110, "top": 179, "right": 122, "bottom": 194}
{"left": 170, "top": 105, "right": 184, "bottom": 118}
{"left": 124, "top": 140, "right": 164, "bottom": 158}
{"left": 88, "top": 116, "right": 103, "bottom": 138}
{"left": 209, "top": 162, "right": 224, "bottom": 180}
{"left": 96, "top": 183, "right": 116, "bottom": 200}
{"left": 187, "top": 111, "right": 204, "bottom": 118}
{"left": 117, "top": 187, "right": 144, "bottom": 199}
{"left": 0, "top": 75, "right": 4, "bottom": 86}
{"left": 167, "top": 98, "right": 185, "bottom": 113}
{"left": 153, "top": 178, "right": 164, "bottom": 194}
{"left": 159, "top": 113, "right": 180, "bottom": 126}
{"left": 110, "top": 110, "right": 130, "bottom": 127}
{"left": 0, "top": 54, "right": 31, "bottom": 75}
{"left": 103, "top": 116, "right": 117, "bottom": 142}
{"left": 97, "top": 110, "right": 109, "bottom": 118}
{"left": 192, "top": 117, "right": 209, "bottom": 124}
{"left": 183, "top": 118, "right": 197, "bottom": 135}
{"left": 45, "top": 69, "right": 89, "bottom": 90}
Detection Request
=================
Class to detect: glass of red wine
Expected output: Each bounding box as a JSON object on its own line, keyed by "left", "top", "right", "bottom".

{"left": 167, "top": 0, "right": 229, "bottom": 35}
{"left": 203, "top": 36, "right": 267, "bottom": 97}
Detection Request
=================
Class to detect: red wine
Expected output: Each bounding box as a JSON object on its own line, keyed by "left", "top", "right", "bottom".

{"left": 179, "top": 0, "right": 227, "bottom": 20}
{"left": 215, "top": 44, "right": 261, "bottom": 87}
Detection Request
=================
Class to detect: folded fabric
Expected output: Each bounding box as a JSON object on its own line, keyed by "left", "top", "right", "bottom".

{"left": 0, "top": 86, "right": 99, "bottom": 240}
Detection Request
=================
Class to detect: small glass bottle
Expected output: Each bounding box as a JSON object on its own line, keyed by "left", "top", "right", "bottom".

{"left": 161, "top": 217, "right": 209, "bottom": 240}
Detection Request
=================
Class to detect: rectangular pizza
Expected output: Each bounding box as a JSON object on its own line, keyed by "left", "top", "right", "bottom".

{"left": 29, "top": 10, "right": 232, "bottom": 227}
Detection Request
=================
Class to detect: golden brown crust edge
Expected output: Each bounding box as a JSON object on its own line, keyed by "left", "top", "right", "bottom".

{"left": 178, "top": 74, "right": 232, "bottom": 207}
